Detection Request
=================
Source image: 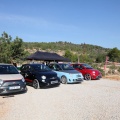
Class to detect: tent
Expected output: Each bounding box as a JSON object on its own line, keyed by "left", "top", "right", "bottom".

{"left": 26, "top": 51, "right": 70, "bottom": 62}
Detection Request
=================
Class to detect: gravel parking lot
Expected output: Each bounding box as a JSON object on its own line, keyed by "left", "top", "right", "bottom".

{"left": 1, "top": 79, "right": 120, "bottom": 120}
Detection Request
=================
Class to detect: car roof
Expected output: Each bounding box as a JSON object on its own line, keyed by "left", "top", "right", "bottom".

{"left": 50, "top": 63, "right": 68, "bottom": 64}
{"left": 0, "top": 63, "right": 13, "bottom": 65}
{"left": 71, "top": 63, "right": 85, "bottom": 65}
{"left": 22, "top": 63, "right": 43, "bottom": 66}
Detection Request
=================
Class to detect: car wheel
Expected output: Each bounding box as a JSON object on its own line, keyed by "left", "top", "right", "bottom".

{"left": 33, "top": 79, "right": 40, "bottom": 89}
{"left": 61, "top": 76, "right": 67, "bottom": 84}
{"left": 84, "top": 74, "right": 91, "bottom": 80}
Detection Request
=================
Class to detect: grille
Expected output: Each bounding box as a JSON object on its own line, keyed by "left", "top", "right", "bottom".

{"left": 3, "top": 80, "right": 22, "bottom": 87}
{"left": 77, "top": 75, "right": 81, "bottom": 77}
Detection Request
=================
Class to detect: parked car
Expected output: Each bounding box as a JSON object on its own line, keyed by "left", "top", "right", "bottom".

{"left": 20, "top": 63, "right": 60, "bottom": 89}
{"left": 0, "top": 63, "right": 27, "bottom": 95}
{"left": 48, "top": 63, "right": 84, "bottom": 84}
{"left": 71, "top": 63, "right": 102, "bottom": 80}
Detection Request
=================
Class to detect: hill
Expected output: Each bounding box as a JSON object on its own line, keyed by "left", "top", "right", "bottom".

{"left": 23, "top": 41, "right": 110, "bottom": 56}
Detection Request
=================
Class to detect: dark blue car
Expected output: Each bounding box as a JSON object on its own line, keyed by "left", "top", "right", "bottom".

{"left": 20, "top": 63, "right": 60, "bottom": 89}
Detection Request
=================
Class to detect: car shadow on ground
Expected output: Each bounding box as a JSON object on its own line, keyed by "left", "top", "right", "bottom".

{"left": 26, "top": 83, "right": 61, "bottom": 89}
{"left": 66, "top": 82, "right": 82, "bottom": 85}
{"left": 42, "top": 85, "right": 60, "bottom": 89}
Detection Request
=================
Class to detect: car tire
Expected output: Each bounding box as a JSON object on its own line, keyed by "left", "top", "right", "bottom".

{"left": 61, "top": 76, "right": 67, "bottom": 84}
{"left": 33, "top": 79, "right": 40, "bottom": 89}
{"left": 84, "top": 74, "right": 91, "bottom": 80}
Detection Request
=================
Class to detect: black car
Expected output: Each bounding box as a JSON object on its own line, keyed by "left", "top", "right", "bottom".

{"left": 20, "top": 63, "right": 60, "bottom": 89}
{"left": 0, "top": 64, "right": 27, "bottom": 95}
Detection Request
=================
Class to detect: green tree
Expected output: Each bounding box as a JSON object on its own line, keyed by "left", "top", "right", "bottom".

{"left": 0, "top": 32, "right": 12, "bottom": 63}
{"left": 64, "top": 50, "right": 72, "bottom": 60}
{"left": 71, "top": 54, "right": 78, "bottom": 62}
{"left": 0, "top": 32, "right": 26, "bottom": 63}
{"left": 96, "top": 54, "right": 106, "bottom": 63}
{"left": 11, "top": 37, "right": 25, "bottom": 59}
{"left": 107, "top": 47, "right": 120, "bottom": 62}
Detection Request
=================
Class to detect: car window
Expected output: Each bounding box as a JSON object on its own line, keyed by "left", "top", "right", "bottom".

{"left": 26, "top": 65, "right": 33, "bottom": 71}
{"left": 20, "top": 65, "right": 27, "bottom": 71}
{"left": 55, "top": 65, "right": 62, "bottom": 71}
{"left": 0, "top": 65, "right": 19, "bottom": 74}
{"left": 79, "top": 65, "right": 83, "bottom": 69}
{"left": 48, "top": 64, "right": 55, "bottom": 70}
{"left": 72, "top": 64, "right": 79, "bottom": 68}
{"left": 32, "top": 64, "right": 51, "bottom": 71}
{"left": 82, "top": 64, "right": 93, "bottom": 69}
{"left": 59, "top": 64, "right": 74, "bottom": 70}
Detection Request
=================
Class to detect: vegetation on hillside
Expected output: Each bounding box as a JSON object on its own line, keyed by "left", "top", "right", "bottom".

{"left": 23, "top": 41, "right": 110, "bottom": 63}
{"left": 0, "top": 32, "right": 120, "bottom": 65}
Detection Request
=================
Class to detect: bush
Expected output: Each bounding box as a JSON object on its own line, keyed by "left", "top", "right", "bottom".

{"left": 97, "top": 67, "right": 105, "bottom": 76}
{"left": 118, "top": 67, "right": 120, "bottom": 73}
{"left": 90, "top": 63, "right": 105, "bottom": 76}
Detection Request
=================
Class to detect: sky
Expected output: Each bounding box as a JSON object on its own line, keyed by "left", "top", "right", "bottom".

{"left": 0, "top": 0, "right": 120, "bottom": 49}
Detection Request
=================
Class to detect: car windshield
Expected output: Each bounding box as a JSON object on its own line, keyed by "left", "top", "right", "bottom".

{"left": 33, "top": 64, "right": 51, "bottom": 71}
{"left": 82, "top": 64, "right": 93, "bottom": 69}
{"left": 0, "top": 65, "right": 19, "bottom": 74}
{"left": 59, "top": 64, "right": 74, "bottom": 70}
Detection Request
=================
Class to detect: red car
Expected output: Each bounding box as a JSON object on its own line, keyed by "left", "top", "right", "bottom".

{"left": 71, "top": 63, "right": 102, "bottom": 80}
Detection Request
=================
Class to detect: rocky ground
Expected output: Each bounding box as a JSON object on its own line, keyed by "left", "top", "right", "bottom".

{"left": 0, "top": 78, "right": 120, "bottom": 120}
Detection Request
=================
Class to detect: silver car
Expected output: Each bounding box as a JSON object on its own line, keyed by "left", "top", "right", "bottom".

{"left": 0, "top": 63, "right": 27, "bottom": 95}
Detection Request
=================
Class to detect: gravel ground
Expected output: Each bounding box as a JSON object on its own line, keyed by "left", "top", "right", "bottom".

{"left": 0, "top": 79, "right": 120, "bottom": 120}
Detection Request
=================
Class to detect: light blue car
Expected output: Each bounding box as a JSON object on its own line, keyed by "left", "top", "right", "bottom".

{"left": 48, "top": 63, "right": 84, "bottom": 84}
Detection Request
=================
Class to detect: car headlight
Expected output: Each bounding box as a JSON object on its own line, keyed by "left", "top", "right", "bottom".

{"left": 41, "top": 76, "right": 46, "bottom": 79}
{"left": 22, "top": 78, "right": 25, "bottom": 82}
{"left": 0, "top": 79, "right": 3, "bottom": 86}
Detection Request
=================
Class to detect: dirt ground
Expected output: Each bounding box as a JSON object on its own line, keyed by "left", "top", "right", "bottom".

{"left": 0, "top": 75, "right": 120, "bottom": 119}
{"left": 103, "top": 75, "right": 120, "bottom": 81}
{"left": 0, "top": 97, "right": 10, "bottom": 118}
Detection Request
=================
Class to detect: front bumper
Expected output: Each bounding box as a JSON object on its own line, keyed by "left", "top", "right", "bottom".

{"left": 67, "top": 78, "right": 84, "bottom": 83}
{"left": 91, "top": 74, "right": 102, "bottom": 80}
{"left": 40, "top": 79, "right": 61, "bottom": 87}
{"left": 0, "top": 81, "right": 27, "bottom": 95}
{"left": 0, "top": 86, "right": 27, "bottom": 95}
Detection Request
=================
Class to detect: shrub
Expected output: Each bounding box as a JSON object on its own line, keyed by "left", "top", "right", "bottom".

{"left": 118, "top": 67, "right": 120, "bottom": 73}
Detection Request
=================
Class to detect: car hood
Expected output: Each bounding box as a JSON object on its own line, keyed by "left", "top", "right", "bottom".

{"left": 62, "top": 70, "right": 80, "bottom": 74}
{"left": 0, "top": 74, "right": 23, "bottom": 81}
{"left": 38, "top": 71, "right": 57, "bottom": 76}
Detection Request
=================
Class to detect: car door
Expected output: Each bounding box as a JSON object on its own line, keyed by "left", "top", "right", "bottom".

{"left": 55, "top": 64, "right": 70, "bottom": 80}
{"left": 78, "top": 65, "right": 87, "bottom": 76}
{"left": 72, "top": 64, "right": 85, "bottom": 75}
{"left": 50, "top": 64, "right": 62, "bottom": 78}
{"left": 72, "top": 64, "right": 80, "bottom": 72}
{"left": 25, "top": 65, "right": 35, "bottom": 83}
{"left": 21, "top": 65, "right": 33, "bottom": 83}
{"left": 20, "top": 65, "right": 27, "bottom": 78}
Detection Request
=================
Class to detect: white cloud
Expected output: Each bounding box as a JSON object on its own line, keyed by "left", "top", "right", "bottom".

{"left": 0, "top": 13, "right": 78, "bottom": 32}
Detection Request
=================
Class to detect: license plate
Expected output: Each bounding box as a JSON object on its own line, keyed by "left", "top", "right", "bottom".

{"left": 9, "top": 86, "right": 20, "bottom": 90}
{"left": 51, "top": 80, "right": 58, "bottom": 84}
{"left": 77, "top": 78, "right": 82, "bottom": 81}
